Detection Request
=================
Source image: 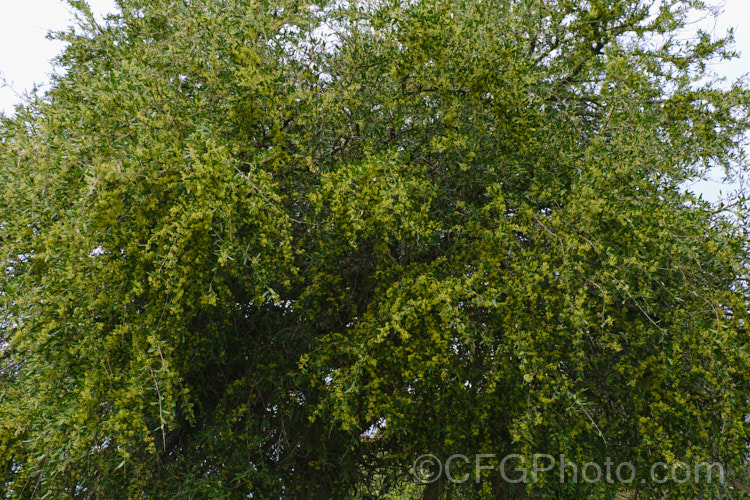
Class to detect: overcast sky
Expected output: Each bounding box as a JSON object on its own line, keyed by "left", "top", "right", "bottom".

{"left": 0, "top": 0, "right": 117, "bottom": 114}
{"left": 0, "top": 0, "right": 748, "bottom": 200}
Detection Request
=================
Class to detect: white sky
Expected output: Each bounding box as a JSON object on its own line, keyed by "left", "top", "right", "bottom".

{"left": 0, "top": 0, "right": 748, "bottom": 200}
{"left": 0, "top": 0, "right": 117, "bottom": 113}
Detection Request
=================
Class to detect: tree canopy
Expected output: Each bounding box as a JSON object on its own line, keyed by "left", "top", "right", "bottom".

{"left": 1, "top": 0, "right": 750, "bottom": 498}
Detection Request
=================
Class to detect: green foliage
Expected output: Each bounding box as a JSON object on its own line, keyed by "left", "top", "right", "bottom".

{"left": 1, "top": 0, "right": 749, "bottom": 498}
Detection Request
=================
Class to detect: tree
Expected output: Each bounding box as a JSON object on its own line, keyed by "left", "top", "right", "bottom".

{"left": 1, "top": 0, "right": 749, "bottom": 498}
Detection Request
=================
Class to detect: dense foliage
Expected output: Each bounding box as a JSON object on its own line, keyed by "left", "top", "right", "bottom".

{"left": 2, "top": 0, "right": 750, "bottom": 497}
